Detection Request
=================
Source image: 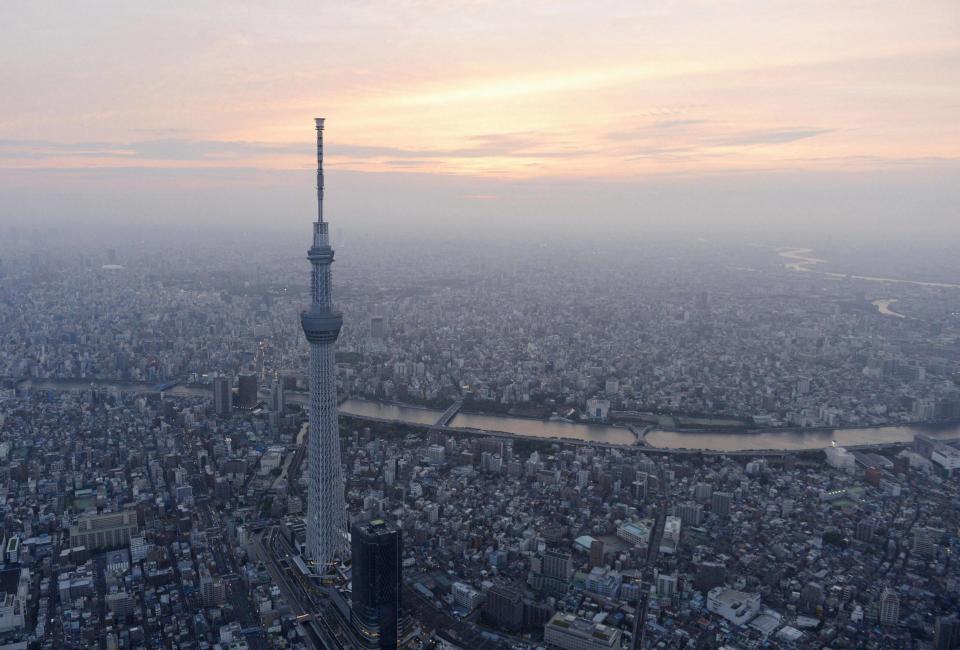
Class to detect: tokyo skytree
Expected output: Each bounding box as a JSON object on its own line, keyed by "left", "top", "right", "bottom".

{"left": 301, "top": 117, "right": 349, "bottom": 564}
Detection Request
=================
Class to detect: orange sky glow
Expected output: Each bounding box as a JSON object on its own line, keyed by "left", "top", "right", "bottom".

{"left": 2, "top": 1, "right": 958, "bottom": 180}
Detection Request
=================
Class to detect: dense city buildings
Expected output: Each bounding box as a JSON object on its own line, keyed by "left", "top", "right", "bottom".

{"left": 68, "top": 509, "right": 139, "bottom": 551}
{"left": 545, "top": 612, "right": 622, "bottom": 650}
{"left": 0, "top": 339, "right": 958, "bottom": 647}
{"left": 1, "top": 155, "right": 959, "bottom": 647}
{"left": 4, "top": 229, "right": 960, "bottom": 438}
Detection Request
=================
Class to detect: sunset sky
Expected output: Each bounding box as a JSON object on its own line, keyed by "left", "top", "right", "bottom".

{"left": 2, "top": 1, "right": 958, "bottom": 233}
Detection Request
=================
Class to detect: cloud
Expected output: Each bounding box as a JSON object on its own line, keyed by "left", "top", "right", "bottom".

{"left": 0, "top": 131, "right": 584, "bottom": 165}
{"left": 0, "top": 139, "right": 117, "bottom": 158}
{"left": 649, "top": 119, "right": 710, "bottom": 130}
{"left": 0, "top": 138, "right": 307, "bottom": 161}
{"left": 606, "top": 119, "right": 710, "bottom": 140}
{"left": 717, "top": 128, "right": 834, "bottom": 146}
{"left": 125, "top": 139, "right": 306, "bottom": 160}
{"left": 335, "top": 131, "right": 584, "bottom": 160}
{"left": 612, "top": 123, "right": 835, "bottom": 163}
{"left": 382, "top": 159, "right": 431, "bottom": 167}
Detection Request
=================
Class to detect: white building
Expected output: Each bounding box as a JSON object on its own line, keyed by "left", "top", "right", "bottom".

{"left": 585, "top": 567, "right": 622, "bottom": 598}
{"left": 585, "top": 398, "right": 610, "bottom": 421}
{"left": 706, "top": 587, "right": 761, "bottom": 626}
{"left": 913, "top": 399, "right": 936, "bottom": 421}
{"left": 931, "top": 446, "right": 960, "bottom": 475}
{"left": 880, "top": 587, "right": 899, "bottom": 626}
{"left": 617, "top": 520, "right": 651, "bottom": 546}
{"left": 656, "top": 573, "right": 678, "bottom": 598}
{"left": 659, "top": 516, "right": 682, "bottom": 554}
{"left": 259, "top": 447, "right": 284, "bottom": 475}
{"left": 451, "top": 582, "right": 483, "bottom": 611}
{"left": 577, "top": 469, "right": 590, "bottom": 487}
{"left": 105, "top": 549, "right": 129, "bottom": 574}
{"left": 544, "top": 613, "right": 622, "bottom": 650}
{"left": 0, "top": 568, "right": 29, "bottom": 632}
{"left": 620, "top": 581, "right": 641, "bottom": 602}
{"left": 427, "top": 444, "right": 446, "bottom": 466}
{"left": 825, "top": 446, "right": 856, "bottom": 473}
{"left": 70, "top": 509, "right": 139, "bottom": 551}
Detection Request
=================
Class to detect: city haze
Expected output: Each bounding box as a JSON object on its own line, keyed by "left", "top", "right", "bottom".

{"left": 2, "top": 1, "right": 959, "bottom": 238}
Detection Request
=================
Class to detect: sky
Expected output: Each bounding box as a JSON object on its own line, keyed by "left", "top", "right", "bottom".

{"left": 1, "top": 0, "right": 958, "bottom": 238}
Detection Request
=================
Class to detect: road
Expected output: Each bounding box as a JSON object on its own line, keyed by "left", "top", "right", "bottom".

{"left": 250, "top": 527, "right": 343, "bottom": 649}
{"left": 197, "top": 501, "right": 269, "bottom": 649}
{"left": 631, "top": 502, "right": 667, "bottom": 650}
{"left": 275, "top": 421, "right": 309, "bottom": 494}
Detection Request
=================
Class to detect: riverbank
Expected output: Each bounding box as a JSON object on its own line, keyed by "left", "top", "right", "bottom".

{"left": 871, "top": 298, "right": 906, "bottom": 319}
{"left": 647, "top": 419, "right": 960, "bottom": 436}
{"left": 644, "top": 421, "right": 960, "bottom": 452}
{"left": 778, "top": 247, "right": 960, "bottom": 289}
{"left": 12, "top": 379, "right": 960, "bottom": 453}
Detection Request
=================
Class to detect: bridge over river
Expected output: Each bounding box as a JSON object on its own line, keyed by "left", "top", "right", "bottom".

{"left": 12, "top": 379, "right": 960, "bottom": 454}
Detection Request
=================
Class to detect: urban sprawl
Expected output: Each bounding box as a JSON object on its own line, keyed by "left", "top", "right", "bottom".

{"left": 0, "top": 215, "right": 959, "bottom": 650}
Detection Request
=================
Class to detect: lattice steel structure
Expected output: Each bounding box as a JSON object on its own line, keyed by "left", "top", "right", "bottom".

{"left": 301, "top": 117, "right": 349, "bottom": 564}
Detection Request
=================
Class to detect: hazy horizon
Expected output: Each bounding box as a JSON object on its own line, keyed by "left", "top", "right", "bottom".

{"left": 2, "top": 1, "right": 959, "bottom": 242}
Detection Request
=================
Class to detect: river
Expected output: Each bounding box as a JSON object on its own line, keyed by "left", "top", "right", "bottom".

{"left": 871, "top": 298, "right": 906, "bottom": 319}
{"left": 18, "top": 380, "right": 960, "bottom": 452}
{"left": 339, "top": 399, "right": 444, "bottom": 426}
{"left": 778, "top": 248, "right": 960, "bottom": 289}
{"left": 449, "top": 411, "right": 636, "bottom": 445}
{"left": 645, "top": 423, "right": 960, "bottom": 452}
{"left": 338, "top": 399, "right": 636, "bottom": 445}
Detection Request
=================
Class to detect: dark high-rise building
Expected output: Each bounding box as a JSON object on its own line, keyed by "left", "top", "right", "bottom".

{"left": 541, "top": 548, "right": 572, "bottom": 594}
{"left": 693, "top": 482, "right": 712, "bottom": 501}
{"left": 913, "top": 526, "right": 937, "bottom": 558}
{"left": 800, "top": 582, "right": 825, "bottom": 615}
{"left": 934, "top": 615, "right": 960, "bottom": 650}
{"left": 589, "top": 539, "right": 605, "bottom": 568}
{"left": 213, "top": 376, "right": 232, "bottom": 417}
{"left": 370, "top": 316, "right": 386, "bottom": 340}
{"left": 855, "top": 518, "right": 877, "bottom": 543}
{"left": 523, "top": 598, "right": 554, "bottom": 632}
{"left": 237, "top": 373, "right": 258, "bottom": 409}
{"left": 270, "top": 377, "right": 285, "bottom": 414}
{"left": 880, "top": 587, "right": 900, "bottom": 626}
{"left": 711, "top": 491, "right": 732, "bottom": 516}
{"left": 694, "top": 561, "right": 726, "bottom": 592}
{"left": 679, "top": 503, "right": 704, "bottom": 527}
{"left": 352, "top": 519, "right": 402, "bottom": 649}
{"left": 483, "top": 584, "right": 523, "bottom": 633}
{"left": 633, "top": 473, "right": 648, "bottom": 501}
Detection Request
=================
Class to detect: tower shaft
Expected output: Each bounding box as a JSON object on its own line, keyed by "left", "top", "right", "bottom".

{"left": 301, "top": 117, "right": 348, "bottom": 564}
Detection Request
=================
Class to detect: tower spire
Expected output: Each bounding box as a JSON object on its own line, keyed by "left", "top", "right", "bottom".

{"left": 315, "top": 117, "right": 325, "bottom": 224}
{"left": 301, "top": 117, "right": 348, "bottom": 564}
